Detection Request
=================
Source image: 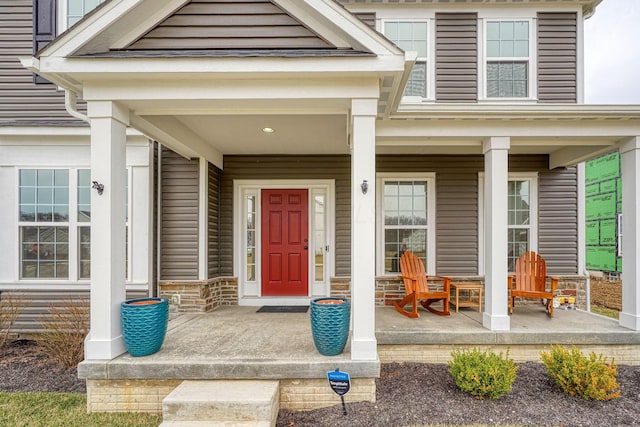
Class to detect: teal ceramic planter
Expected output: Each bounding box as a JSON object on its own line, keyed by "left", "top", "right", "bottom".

{"left": 121, "top": 297, "right": 168, "bottom": 357}
{"left": 310, "top": 297, "right": 350, "bottom": 356}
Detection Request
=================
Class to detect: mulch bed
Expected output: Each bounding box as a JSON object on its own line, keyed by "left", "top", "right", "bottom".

{"left": 278, "top": 362, "right": 640, "bottom": 427}
{"left": 2, "top": 340, "right": 640, "bottom": 426}
{"left": 0, "top": 340, "right": 85, "bottom": 393}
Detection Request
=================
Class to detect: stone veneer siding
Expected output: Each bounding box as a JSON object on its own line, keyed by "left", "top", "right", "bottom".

{"left": 332, "top": 275, "right": 587, "bottom": 309}
{"left": 159, "top": 277, "right": 238, "bottom": 315}
{"left": 590, "top": 278, "right": 622, "bottom": 310}
{"left": 86, "top": 378, "right": 376, "bottom": 413}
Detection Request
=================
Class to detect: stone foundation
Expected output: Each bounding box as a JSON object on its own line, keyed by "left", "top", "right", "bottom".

{"left": 332, "top": 275, "right": 588, "bottom": 310}
{"left": 590, "top": 278, "right": 622, "bottom": 310}
{"left": 159, "top": 277, "right": 238, "bottom": 315}
{"left": 86, "top": 377, "right": 376, "bottom": 413}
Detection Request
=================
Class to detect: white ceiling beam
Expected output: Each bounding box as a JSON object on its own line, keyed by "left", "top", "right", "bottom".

{"left": 130, "top": 114, "right": 223, "bottom": 168}
{"left": 549, "top": 145, "right": 617, "bottom": 169}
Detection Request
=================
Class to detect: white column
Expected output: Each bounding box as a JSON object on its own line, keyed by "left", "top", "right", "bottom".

{"left": 482, "top": 137, "right": 511, "bottom": 331}
{"left": 84, "top": 101, "right": 130, "bottom": 360}
{"left": 198, "top": 157, "right": 208, "bottom": 280}
{"left": 350, "top": 99, "right": 377, "bottom": 361}
{"left": 619, "top": 136, "right": 640, "bottom": 330}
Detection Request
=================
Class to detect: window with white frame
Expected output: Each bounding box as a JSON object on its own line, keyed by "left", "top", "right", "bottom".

{"left": 19, "top": 169, "right": 70, "bottom": 279}
{"left": 508, "top": 179, "right": 533, "bottom": 271}
{"left": 378, "top": 175, "right": 435, "bottom": 274}
{"left": 19, "top": 168, "right": 129, "bottom": 281}
{"left": 485, "top": 20, "right": 531, "bottom": 98}
{"left": 61, "top": 0, "right": 105, "bottom": 31}
{"left": 478, "top": 173, "right": 538, "bottom": 274}
{"left": 383, "top": 21, "right": 429, "bottom": 99}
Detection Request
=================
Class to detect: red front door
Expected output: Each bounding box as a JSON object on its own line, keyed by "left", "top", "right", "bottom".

{"left": 261, "top": 189, "right": 309, "bottom": 296}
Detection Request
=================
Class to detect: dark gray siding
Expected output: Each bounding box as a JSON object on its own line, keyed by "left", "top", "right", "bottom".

{"left": 160, "top": 147, "right": 200, "bottom": 280}
{"left": 3, "top": 289, "right": 147, "bottom": 333}
{"left": 208, "top": 162, "right": 221, "bottom": 278}
{"left": 537, "top": 12, "right": 577, "bottom": 103}
{"left": 0, "top": 0, "right": 74, "bottom": 123}
{"left": 377, "top": 155, "right": 482, "bottom": 276}
{"left": 435, "top": 13, "right": 478, "bottom": 103}
{"left": 127, "top": 0, "right": 331, "bottom": 50}
{"left": 354, "top": 12, "right": 376, "bottom": 30}
{"left": 538, "top": 166, "right": 579, "bottom": 274}
{"left": 378, "top": 155, "right": 578, "bottom": 276}
{"left": 220, "top": 156, "right": 351, "bottom": 277}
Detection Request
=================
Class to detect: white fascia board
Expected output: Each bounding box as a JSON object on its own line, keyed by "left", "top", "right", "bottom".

{"left": 394, "top": 104, "right": 640, "bottom": 120}
{"left": 376, "top": 118, "right": 640, "bottom": 139}
{"left": 82, "top": 77, "right": 382, "bottom": 103}
{"left": 0, "top": 125, "right": 146, "bottom": 138}
{"left": 274, "top": 0, "right": 404, "bottom": 56}
{"left": 37, "top": 55, "right": 405, "bottom": 77}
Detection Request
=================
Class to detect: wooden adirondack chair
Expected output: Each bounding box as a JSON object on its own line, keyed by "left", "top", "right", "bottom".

{"left": 508, "top": 251, "right": 558, "bottom": 317}
{"left": 394, "top": 251, "right": 451, "bottom": 318}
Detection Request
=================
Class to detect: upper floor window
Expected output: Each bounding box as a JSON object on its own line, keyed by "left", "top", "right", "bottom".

{"left": 383, "top": 21, "right": 430, "bottom": 99}
{"left": 60, "top": 0, "right": 105, "bottom": 31}
{"left": 485, "top": 20, "right": 531, "bottom": 99}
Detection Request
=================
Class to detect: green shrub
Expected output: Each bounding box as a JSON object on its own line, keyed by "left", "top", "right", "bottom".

{"left": 540, "top": 345, "right": 620, "bottom": 400}
{"left": 448, "top": 348, "right": 518, "bottom": 399}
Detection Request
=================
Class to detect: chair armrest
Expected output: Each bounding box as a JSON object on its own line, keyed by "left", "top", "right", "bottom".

{"left": 546, "top": 276, "right": 559, "bottom": 293}
{"left": 426, "top": 275, "right": 451, "bottom": 292}
{"left": 507, "top": 275, "right": 514, "bottom": 289}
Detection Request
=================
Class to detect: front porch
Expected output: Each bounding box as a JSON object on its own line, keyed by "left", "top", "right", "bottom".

{"left": 78, "top": 305, "right": 640, "bottom": 413}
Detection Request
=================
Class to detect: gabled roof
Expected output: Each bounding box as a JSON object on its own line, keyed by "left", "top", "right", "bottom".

{"left": 36, "top": 0, "right": 402, "bottom": 59}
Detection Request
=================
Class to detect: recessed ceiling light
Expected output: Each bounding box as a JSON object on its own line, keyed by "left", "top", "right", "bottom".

{"left": 262, "top": 127, "right": 276, "bottom": 134}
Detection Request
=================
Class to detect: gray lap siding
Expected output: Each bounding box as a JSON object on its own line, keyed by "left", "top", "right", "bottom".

{"left": 211, "top": 154, "right": 578, "bottom": 281}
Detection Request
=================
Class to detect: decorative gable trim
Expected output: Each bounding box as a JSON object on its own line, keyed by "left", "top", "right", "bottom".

{"left": 126, "top": 0, "right": 333, "bottom": 50}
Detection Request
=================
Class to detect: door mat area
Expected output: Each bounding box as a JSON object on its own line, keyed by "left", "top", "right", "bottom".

{"left": 257, "top": 306, "right": 309, "bottom": 313}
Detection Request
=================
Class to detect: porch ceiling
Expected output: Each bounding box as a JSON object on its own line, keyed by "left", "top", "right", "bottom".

{"left": 170, "top": 114, "right": 350, "bottom": 155}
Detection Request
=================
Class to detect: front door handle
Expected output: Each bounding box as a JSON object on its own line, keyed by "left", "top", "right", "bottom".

{"left": 304, "top": 246, "right": 308, "bottom": 250}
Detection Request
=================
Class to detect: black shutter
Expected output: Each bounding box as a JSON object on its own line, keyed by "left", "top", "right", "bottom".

{"left": 33, "top": 0, "right": 57, "bottom": 84}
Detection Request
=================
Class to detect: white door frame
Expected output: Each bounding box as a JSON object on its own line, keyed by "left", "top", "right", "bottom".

{"left": 233, "top": 179, "right": 335, "bottom": 306}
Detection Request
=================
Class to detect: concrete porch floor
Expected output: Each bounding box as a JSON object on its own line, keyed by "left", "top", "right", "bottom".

{"left": 78, "top": 304, "right": 640, "bottom": 383}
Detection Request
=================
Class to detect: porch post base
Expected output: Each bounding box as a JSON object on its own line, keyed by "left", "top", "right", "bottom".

{"left": 482, "top": 313, "right": 510, "bottom": 331}
{"left": 619, "top": 312, "right": 640, "bottom": 331}
{"left": 84, "top": 333, "right": 126, "bottom": 360}
{"left": 350, "top": 338, "right": 378, "bottom": 361}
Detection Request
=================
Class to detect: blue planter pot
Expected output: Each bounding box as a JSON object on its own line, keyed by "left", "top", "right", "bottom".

{"left": 121, "top": 297, "right": 169, "bottom": 357}
{"left": 310, "top": 297, "right": 350, "bottom": 356}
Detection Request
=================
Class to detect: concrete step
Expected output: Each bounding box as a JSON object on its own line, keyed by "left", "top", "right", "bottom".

{"left": 160, "top": 380, "right": 279, "bottom": 427}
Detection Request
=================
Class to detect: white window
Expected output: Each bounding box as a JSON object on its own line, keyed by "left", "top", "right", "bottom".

{"left": 59, "top": 0, "right": 105, "bottom": 31}
{"left": 478, "top": 173, "right": 538, "bottom": 274}
{"left": 19, "top": 169, "right": 70, "bottom": 279}
{"left": 484, "top": 20, "right": 532, "bottom": 99}
{"left": 377, "top": 174, "right": 436, "bottom": 275}
{"left": 18, "top": 168, "right": 130, "bottom": 281}
{"left": 383, "top": 21, "right": 431, "bottom": 100}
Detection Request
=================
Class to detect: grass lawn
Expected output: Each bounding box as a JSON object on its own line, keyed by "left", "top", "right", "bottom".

{"left": 0, "top": 393, "right": 162, "bottom": 427}
{"left": 591, "top": 304, "right": 620, "bottom": 319}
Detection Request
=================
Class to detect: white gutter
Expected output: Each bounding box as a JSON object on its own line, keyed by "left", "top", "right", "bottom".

{"left": 65, "top": 90, "right": 89, "bottom": 122}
